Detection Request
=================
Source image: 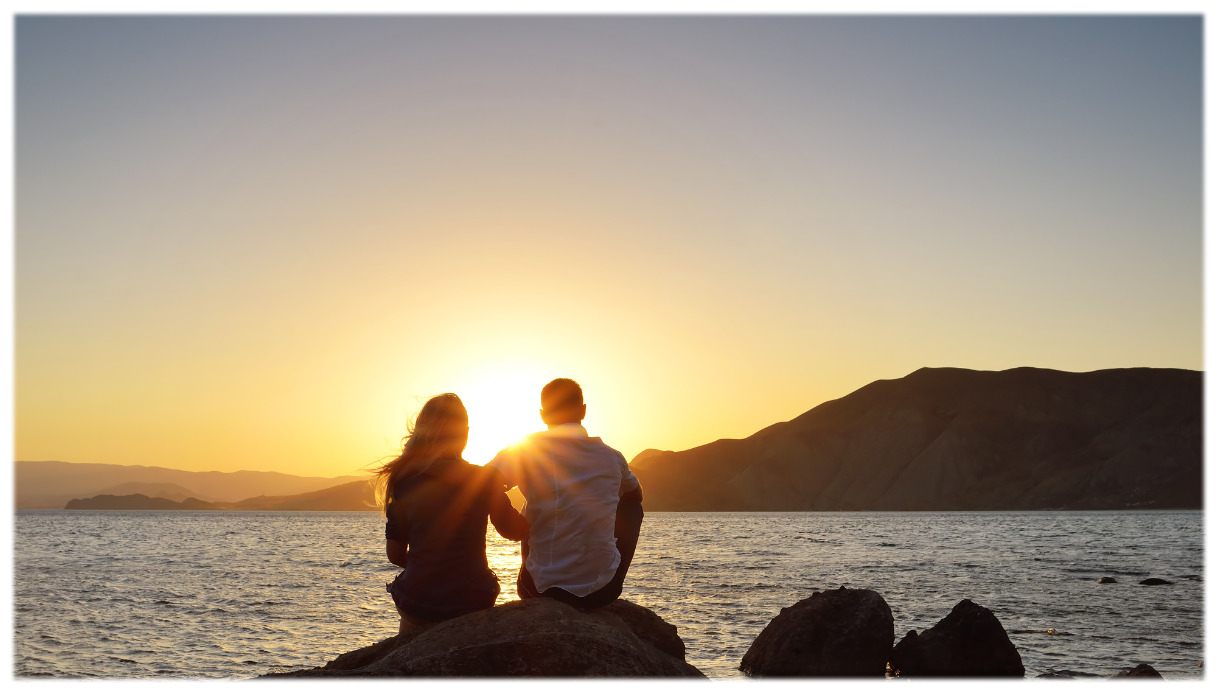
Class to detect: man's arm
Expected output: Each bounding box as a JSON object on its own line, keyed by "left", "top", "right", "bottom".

{"left": 614, "top": 478, "right": 643, "bottom": 566}
{"left": 620, "top": 484, "right": 643, "bottom": 504}
{"left": 617, "top": 462, "right": 643, "bottom": 531}
{"left": 485, "top": 467, "right": 530, "bottom": 541}
{"left": 616, "top": 461, "right": 643, "bottom": 541}
{"left": 618, "top": 455, "right": 643, "bottom": 503}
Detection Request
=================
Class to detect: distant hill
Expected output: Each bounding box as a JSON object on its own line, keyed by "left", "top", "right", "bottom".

{"left": 226, "top": 479, "right": 378, "bottom": 511}
{"left": 91, "top": 482, "right": 219, "bottom": 503}
{"left": 629, "top": 367, "right": 1201, "bottom": 511}
{"left": 64, "top": 494, "right": 223, "bottom": 510}
{"left": 15, "top": 460, "right": 367, "bottom": 509}
{"left": 65, "top": 480, "right": 379, "bottom": 511}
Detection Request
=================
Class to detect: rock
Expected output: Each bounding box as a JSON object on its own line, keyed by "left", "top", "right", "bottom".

{"left": 1097, "top": 577, "right": 1117, "bottom": 584}
{"left": 1139, "top": 578, "right": 1174, "bottom": 586}
{"left": 262, "top": 598, "right": 704, "bottom": 677}
{"left": 889, "top": 599, "right": 1024, "bottom": 677}
{"left": 1112, "top": 663, "right": 1163, "bottom": 678}
{"left": 739, "top": 586, "right": 894, "bottom": 677}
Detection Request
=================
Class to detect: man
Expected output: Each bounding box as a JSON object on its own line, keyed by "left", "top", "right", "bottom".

{"left": 489, "top": 378, "right": 644, "bottom": 608}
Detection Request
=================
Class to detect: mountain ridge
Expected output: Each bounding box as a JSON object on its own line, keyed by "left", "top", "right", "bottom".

{"left": 15, "top": 460, "right": 367, "bottom": 509}
{"left": 23, "top": 366, "right": 1202, "bottom": 512}
{"left": 628, "top": 367, "right": 1201, "bottom": 511}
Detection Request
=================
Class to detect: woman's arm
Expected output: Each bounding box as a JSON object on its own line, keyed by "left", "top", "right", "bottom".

{"left": 386, "top": 538, "right": 409, "bottom": 569}
{"left": 489, "top": 491, "right": 529, "bottom": 541}
{"left": 384, "top": 496, "right": 410, "bottom": 568}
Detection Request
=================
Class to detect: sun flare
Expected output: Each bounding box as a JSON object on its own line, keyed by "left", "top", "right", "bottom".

{"left": 453, "top": 368, "right": 549, "bottom": 464}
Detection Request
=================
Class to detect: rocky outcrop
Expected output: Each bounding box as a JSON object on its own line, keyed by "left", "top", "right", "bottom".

{"left": 739, "top": 587, "right": 894, "bottom": 677}
{"left": 629, "top": 367, "right": 1201, "bottom": 511}
{"left": 1112, "top": 663, "right": 1163, "bottom": 678}
{"left": 1097, "top": 577, "right": 1118, "bottom": 584}
{"left": 264, "top": 598, "right": 704, "bottom": 677}
{"left": 889, "top": 599, "right": 1024, "bottom": 677}
{"left": 1139, "top": 578, "right": 1174, "bottom": 586}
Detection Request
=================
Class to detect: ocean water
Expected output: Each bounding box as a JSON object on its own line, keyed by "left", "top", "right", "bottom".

{"left": 13, "top": 510, "right": 1204, "bottom": 679}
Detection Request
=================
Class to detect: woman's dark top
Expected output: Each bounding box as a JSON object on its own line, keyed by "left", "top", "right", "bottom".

{"left": 385, "top": 456, "right": 528, "bottom": 622}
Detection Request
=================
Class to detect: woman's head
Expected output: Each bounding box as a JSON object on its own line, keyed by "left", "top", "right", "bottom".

{"left": 373, "top": 393, "right": 469, "bottom": 510}
{"left": 402, "top": 393, "right": 469, "bottom": 461}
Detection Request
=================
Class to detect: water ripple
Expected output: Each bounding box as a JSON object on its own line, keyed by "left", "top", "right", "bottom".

{"left": 13, "top": 509, "right": 1205, "bottom": 680}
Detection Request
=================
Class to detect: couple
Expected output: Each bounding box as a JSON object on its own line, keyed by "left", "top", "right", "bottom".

{"left": 375, "top": 378, "right": 644, "bottom": 632}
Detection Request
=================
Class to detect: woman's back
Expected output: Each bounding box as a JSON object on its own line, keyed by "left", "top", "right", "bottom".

{"left": 385, "top": 457, "right": 524, "bottom": 622}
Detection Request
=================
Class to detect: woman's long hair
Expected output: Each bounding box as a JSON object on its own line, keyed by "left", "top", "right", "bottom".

{"left": 373, "top": 393, "right": 469, "bottom": 512}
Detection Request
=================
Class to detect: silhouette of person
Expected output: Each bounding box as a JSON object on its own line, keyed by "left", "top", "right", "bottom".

{"left": 376, "top": 393, "right": 529, "bottom": 632}
{"left": 489, "top": 378, "right": 644, "bottom": 608}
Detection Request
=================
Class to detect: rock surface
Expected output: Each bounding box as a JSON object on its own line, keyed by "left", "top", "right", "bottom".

{"left": 1112, "top": 663, "right": 1163, "bottom": 678}
{"left": 1139, "top": 578, "right": 1174, "bottom": 586}
{"left": 739, "top": 587, "right": 894, "bottom": 677}
{"left": 263, "top": 598, "right": 704, "bottom": 677}
{"left": 1097, "top": 577, "right": 1117, "bottom": 584}
{"left": 889, "top": 599, "right": 1024, "bottom": 677}
{"left": 629, "top": 367, "right": 1201, "bottom": 511}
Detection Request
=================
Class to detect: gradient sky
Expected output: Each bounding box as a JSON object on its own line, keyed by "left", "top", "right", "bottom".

{"left": 14, "top": 15, "right": 1202, "bottom": 478}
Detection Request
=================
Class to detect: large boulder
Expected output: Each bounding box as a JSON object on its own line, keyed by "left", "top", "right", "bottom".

{"left": 263, "top": 598, "right": 704, "bottom": 677}
{"left": 889, "top": 599, "right": 1024, "bottom": 677}
{"left": 739, "top": 587, "right": 894, "bottom": 677}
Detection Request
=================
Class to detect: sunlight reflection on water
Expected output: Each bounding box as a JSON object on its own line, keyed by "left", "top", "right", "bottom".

{"left": 486, "top": 531, "right": 524, "bottom": 607}
{"left": 14, "top": 510, "right": 1205, "bottom": 679}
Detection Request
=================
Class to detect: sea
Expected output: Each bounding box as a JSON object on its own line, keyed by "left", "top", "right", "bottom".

{"left": 13, "top": 510, "right": 1205, "bottom": 679}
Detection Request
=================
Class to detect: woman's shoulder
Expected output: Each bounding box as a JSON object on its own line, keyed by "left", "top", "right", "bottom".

{"left": 453, "top": 460, "right": 509, "bottom": 489}
{"left": 390, "top": 456, "right": 455, "bottom": 489}
{"left": 397, "top": 457, "right": 502, "bottom": 490}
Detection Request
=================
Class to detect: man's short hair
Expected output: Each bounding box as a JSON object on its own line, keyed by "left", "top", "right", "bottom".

{"left": 541, "top": 378, "right": 584, "bottom": 416}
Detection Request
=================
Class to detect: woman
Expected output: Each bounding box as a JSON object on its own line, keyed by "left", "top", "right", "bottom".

{"left": 374, "top": 393, "right": 529, "bottom": 632}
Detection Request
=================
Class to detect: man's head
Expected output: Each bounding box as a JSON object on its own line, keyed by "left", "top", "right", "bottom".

{"left": 540, "top": 378, "right": 586, "bottom": 427}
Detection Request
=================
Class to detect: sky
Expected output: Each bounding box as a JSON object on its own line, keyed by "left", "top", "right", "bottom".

{"left": 12, "top": 14, "right": 1203, "bottom": 478}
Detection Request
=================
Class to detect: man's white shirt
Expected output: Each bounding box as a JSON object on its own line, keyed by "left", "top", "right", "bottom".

{"left": 489, "top": 424, "right": 641, "bottom": 596}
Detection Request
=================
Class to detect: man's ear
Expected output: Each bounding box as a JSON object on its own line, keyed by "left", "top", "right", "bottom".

{"left": 577, "top": 403, "right": 587, "bottom": 422}
{"left": 539, "top": 408, "right": 551, "bottom": 425}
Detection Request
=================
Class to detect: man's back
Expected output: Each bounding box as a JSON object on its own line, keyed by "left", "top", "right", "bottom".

{"left": 490, "top": 424, "right": 640, "bottom": 596}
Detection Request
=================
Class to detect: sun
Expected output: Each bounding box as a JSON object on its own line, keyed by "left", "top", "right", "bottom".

{"left": 454, "top": 369, "right": 548, "bottom": 464}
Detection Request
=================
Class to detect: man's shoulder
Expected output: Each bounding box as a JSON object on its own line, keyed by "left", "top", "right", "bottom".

{"left": 589, "top": 437, "right": 627, "bottom": 459}
{"left": 498, "top": 430, "right": 625, "bottom": 464}
{"left": 565, "top": 436, "right": 628, "bottom": 466}
{"left": 489, "top": 433, "right": 549, "bottom": 467}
